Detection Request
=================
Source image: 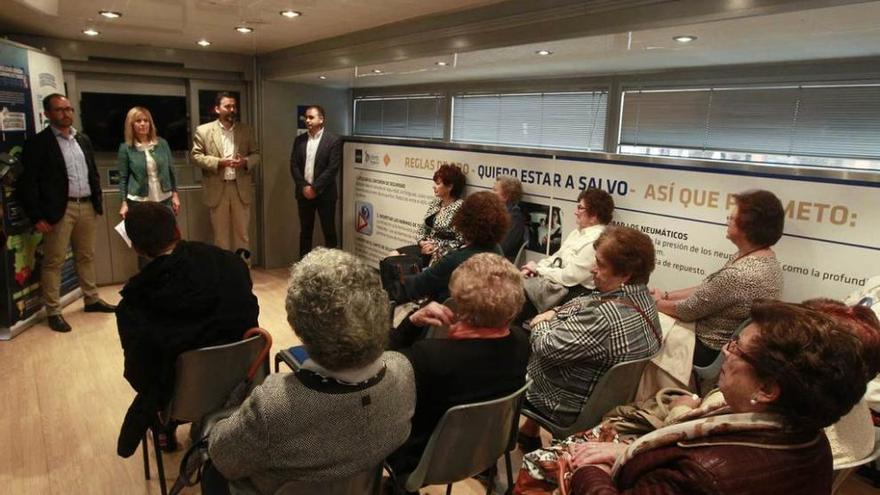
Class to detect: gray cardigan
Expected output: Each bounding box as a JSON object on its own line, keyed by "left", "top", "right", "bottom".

{"left": 208, "top": 351, "right": 416, "bottom": 494}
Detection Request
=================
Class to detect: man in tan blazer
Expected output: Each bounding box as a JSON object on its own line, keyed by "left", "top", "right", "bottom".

{"left": 192, "top": 92, "right": 260, "bottom": 255}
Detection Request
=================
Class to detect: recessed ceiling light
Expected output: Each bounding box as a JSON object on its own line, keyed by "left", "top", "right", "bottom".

{"left": 372, "top": 69, "right": 382, "bottom": 74}
{"left": 319, "top": 75, "right": 327, "bottom": 80}
{"left": 82, "top": 28, "right": 100, "bottom": 36}
{"left": 197, "top": 39, "right": 211, "bottom": 47}
{"left": 98, "top": 10, "right": 122, "bottom": 19}
{"left": 435, "top": 61, "right": 448, "bottom": 66}
{"left": 235, "top": 26, "right": 254, "bottom": 34}
{"left": 535, "top": 49, "right": 553, "bottom": 56}
{"left": 280, "top": 10, "right": 301, "bottom": 18}
{"left": 673, "top": 35, "right": 697, "bottom": 43}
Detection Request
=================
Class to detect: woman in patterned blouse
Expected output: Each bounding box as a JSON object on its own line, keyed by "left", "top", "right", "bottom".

{"left": 651, "top": 190, "right": 785, "bottom": 366}
{"left": 392, "top": 164, "right": 466, "bottom": 266}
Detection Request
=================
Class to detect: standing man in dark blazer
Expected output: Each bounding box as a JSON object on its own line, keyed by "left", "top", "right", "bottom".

{"left": 17, "top": 93, "right": 116, "bottom": 333}
{"left": 289, "top": 105, "right": 341, "bottom": 259}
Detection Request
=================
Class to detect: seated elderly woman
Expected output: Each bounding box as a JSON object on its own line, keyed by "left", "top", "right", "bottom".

{"left": 207, "top": 248, "right": 415, "bottom": 494}
{"left": 651, "top": 189, "right": 784, "bottom": 366}
{"left": 520, "top": 188, "right": 614, "bottom": 318}
{"left": 387, "top": 253, "right": 530, "bottom": 479}
{"left": 519, "top": 226, "right": 662, "bottom": 445}
{"left": 393, "top": 163, "right": 467, "bottom": 266}
{"left": 391, "top": 191, "right": 509, "bottom": 304}
{"left": 561, "top": 299, "right": 880, "bottom": 495}
{"left": 493, "top": 175, "right": 528, "bottom": 261}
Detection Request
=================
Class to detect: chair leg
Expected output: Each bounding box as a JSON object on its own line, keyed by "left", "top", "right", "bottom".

{"left": 151, "top": 426, "right": 169, "bottom": 495}
{"left": 446, "top": 483, "right": 453, "bottom": 495}
{"left": 504, "top": 452, "right": 514, "bottom": 495}
{"left": 142, "top": 433, "right": 150, "bottom": 480}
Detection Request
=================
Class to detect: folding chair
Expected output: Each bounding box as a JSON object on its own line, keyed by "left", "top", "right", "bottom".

{"left": 832, "top": 428, "right": 880, "bottom": 494}
{"left": 522, "top": 355, "right": 655, "bottom": 439}
{"left": 142, "top": 327, "right": 272, "bottom": 495}
{"left": 394, "top": 381, "right": 531, "bottom": 495}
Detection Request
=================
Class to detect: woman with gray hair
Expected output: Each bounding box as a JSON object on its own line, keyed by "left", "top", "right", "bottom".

{"left": 208, "top": 248, "right": 416, "bottom": 494}
{"left": 493, "top": 175, "right": 528, "bottom": 261}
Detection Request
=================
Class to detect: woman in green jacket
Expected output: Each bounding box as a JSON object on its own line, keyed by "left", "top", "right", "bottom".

{"left": 117, "top": 106, "right": 180, "bottom": 218}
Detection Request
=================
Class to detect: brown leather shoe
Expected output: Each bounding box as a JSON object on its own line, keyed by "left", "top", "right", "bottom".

{"left": 48, "top": 315, "right": 72, "bottom": 332}
{"left": 84, "top": 299, "right": 116, "bottom": 313}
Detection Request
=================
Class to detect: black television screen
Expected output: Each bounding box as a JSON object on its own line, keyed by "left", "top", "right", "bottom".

{"left": 79, "top": 92, "right": 189, "bottom": 151}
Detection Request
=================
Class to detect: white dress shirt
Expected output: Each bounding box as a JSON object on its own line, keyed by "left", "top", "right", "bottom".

{"left": 304, "top": 128, "right": 324, "bottom": 184}
{"left": 219, "top": 122, "right": 236, "bottom": 181}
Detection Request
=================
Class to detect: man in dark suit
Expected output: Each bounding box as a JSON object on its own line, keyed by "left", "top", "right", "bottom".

{"left": 17, "top": 93, "right": 116, "bottom": 333}
{"left": 289, "top": 105, "right": 341, "bottom": 259}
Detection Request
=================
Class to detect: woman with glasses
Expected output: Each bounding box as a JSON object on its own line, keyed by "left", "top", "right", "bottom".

{"left": 519, "top": 188, "right": 615, "bottom": 319}
{"left": 556, "top": 299, "right": 880, "bottom": 495}
{"left": 650, "top": 190, "right": 784, "bottom": 366}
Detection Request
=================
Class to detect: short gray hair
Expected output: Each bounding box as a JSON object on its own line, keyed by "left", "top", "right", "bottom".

{"left": 286, "top": 248, "right": 389, "bottom": 370}
{"left": 496, "top": 175, "right": 523, "bottom": 203}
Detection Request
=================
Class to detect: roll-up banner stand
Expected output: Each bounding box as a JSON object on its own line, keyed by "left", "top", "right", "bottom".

{"left": 0, "top": 40, "right": 72, "bottom": 340}
{"left": 342, "top": 140, "right": 880, "bottom": 303}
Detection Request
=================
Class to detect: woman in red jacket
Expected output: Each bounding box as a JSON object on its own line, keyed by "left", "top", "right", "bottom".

{"left": 567, "top": 299, "right": 880, "bottom": 495}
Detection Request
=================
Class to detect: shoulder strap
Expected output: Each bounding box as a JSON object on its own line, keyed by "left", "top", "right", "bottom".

{"left": 604, "top": 297, "right": 662, "bottom": 343}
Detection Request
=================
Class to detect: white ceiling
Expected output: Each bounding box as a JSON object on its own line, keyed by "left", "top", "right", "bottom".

{"left": 280, "top": 1, "right": 880, "bottom": 88}
{"left": 0, "top": 0, "right": 504, "bottom": 54}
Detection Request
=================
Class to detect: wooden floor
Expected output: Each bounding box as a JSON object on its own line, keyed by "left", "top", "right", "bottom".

{"left": 0, "top": 267, "right": 877, "bottom": 495}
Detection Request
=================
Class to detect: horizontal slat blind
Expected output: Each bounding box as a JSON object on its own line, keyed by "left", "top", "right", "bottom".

{"left": 354, "top": 96, "right": 445, "bottom": 139}
{"left": 452, "top": 91, "right": 607, "bottom": 151}
{"left": 620, "top": 85, "right": 880, "bottom": 160}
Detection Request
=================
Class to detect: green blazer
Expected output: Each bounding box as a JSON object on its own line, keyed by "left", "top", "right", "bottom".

{"left": 117, "top": 138, "right": 177, "bottom": 201}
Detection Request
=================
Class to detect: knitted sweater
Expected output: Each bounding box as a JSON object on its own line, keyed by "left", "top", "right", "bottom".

{"left": 209, "top": 351, "right": 416, "bottom": 494}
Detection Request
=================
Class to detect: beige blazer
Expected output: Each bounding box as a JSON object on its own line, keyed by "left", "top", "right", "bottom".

{"left": 191, "top": 120, "right": 260, "bottom": 207}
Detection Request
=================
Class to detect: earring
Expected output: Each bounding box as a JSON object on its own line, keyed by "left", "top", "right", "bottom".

{"left": 749, "top": 394, "right": 758, "bottom": 406}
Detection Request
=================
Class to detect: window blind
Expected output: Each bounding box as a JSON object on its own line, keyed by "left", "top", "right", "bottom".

{"left": 353, "top": 96, "right": 445, "bottom": 139}
{"left": 452, "top": 91, "right": 607, "bottom": 151}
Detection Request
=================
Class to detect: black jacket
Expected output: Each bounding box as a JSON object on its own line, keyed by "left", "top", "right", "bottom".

{"left": 115, "top": 241, "right": 259, "bottom": 457}
{"left": 17, "top": 127, "right": 103, "bottom": 224}
{"left": 289, "top": 130, "right": 342, "bottom": 200}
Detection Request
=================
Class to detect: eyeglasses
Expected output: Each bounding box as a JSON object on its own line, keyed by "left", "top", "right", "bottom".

{"left": 724, "top": 334, "right": 760, "bottom": 369}
{"left": 576, "top": 204, "right": 587, "bottom": 211}
{"left": 50, "top": 107, "right": 75, "bottom": 113}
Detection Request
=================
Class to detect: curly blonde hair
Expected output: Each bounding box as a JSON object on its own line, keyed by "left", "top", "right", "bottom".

{"left": 286, "top": 248, "right": 389, "bottom": 370}
{"left": 450, "top": 253, "right": 524, "bottom": 328}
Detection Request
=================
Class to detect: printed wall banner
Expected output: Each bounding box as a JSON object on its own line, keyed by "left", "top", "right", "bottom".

{"left": 0, "top": 41, "right": 67, "bottom": 336}
{"left": 342, "top": 141, "right": 880, "bottom": 302}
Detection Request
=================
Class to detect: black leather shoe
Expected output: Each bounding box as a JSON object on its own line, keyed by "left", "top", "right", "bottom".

{"left": 84, "top": 299, "right": 116, "bottom": 313}
{"left": 48, "top": 315, "right": 72, "bottom": 333}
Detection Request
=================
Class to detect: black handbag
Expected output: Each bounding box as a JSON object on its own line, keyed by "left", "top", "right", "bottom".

{"left": 380, "top": 254, "right": 423, "bottom": 303}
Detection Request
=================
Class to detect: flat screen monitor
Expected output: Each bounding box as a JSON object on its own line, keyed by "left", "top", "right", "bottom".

{"left": 79, "top": 92, "right": 189, "bottom": 151}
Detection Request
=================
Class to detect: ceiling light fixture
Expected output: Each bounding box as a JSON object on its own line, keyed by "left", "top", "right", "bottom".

{"left": 372, "top": 69, "right": 382, "bottom": 74}
{"left": 535, "top": 49, "right": 553, "bottom": 56}
{"left": 197, "top": 39, "right": 211, "bottom": 47}
{"left": 319, "top": 75, "right": 327, "bottom": 80}
{"left": 235, "top": 26, "right": 254, "bottom": 34}
{"left": 280, "top": 10, "right": 301, "bottom": 18}
{"left": 673, "top": 35, "right": 697, "bottom": 43}
{"left": 82, "top": 28, "right": 100, "bottom": 36}
{"left": 435, "top": 61, "right": 448, "bottom": 66}
{"left": 98, "top": 10, "right": 122, "bottom": 19}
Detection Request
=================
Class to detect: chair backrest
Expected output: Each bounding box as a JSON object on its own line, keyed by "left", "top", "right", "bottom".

{"left": 693, "top": 318, "right": 751, "bottom": 383}
{"left": 550, "top": 355, "right": 654, "bottom": 438}
{"left": 425, "top": 297, "right": 457, "bottom": 339}
{"left": 512, "top": 240, "right": 528, "bottom": 266}
{"left": 167, "top": 330, "right": 271, "bottom": 422}
{"left": 273, "top": 463, "right": 383, "bottom": 495}
{"left": 404, "top": 380, "right": 531, "bottom": 491}
{"left": 831, "top": 428, "right": 880, "bottom": 494}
